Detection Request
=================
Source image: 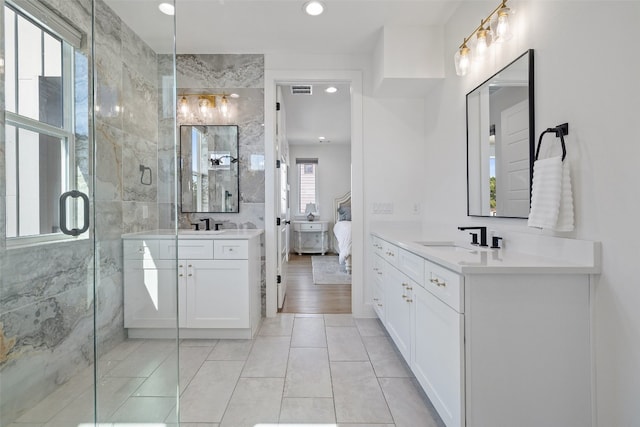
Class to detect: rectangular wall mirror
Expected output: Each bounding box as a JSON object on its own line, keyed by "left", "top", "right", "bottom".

{"left": 180, "top": 125, "right": 239, "bottom": 213}
{"left": 466, "top": 49, "right": 534, "bottom": 218}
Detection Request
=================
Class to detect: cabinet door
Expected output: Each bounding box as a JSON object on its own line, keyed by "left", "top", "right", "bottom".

{"left": 124, "top": 259, "right": 178, "bottom": 328}
{"left": 413, "top": 285, "right": 464, "bottom": 427}
{"left": 184, "top": 259, "right": 249, "bottom": 328}
{"left": 385, "top": 266, "right": 414, "bottom": 362}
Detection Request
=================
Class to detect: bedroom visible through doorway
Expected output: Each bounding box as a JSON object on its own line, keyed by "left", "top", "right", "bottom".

{"left": 276, "top": 82, "right": 352, "bottom": 314}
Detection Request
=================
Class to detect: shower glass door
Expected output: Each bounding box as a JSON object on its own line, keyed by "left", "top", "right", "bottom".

{"left": 0, "top": 0, "right": 179, "bottom": 425}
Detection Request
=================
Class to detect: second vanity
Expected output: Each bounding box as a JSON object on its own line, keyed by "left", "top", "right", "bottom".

{"left": 370, "top": 229, "right": 600, "bottom": 427}
{"left": 122, "top": 229, "right": 263, "bottom": 339}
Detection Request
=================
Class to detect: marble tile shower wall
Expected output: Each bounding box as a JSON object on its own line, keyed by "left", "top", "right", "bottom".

{"left": 0, "top": 0, "right": 164, "bottom": 424}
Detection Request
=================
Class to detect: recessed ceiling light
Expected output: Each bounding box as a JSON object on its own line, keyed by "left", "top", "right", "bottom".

{"left": 318, "top": 136, "right": 326, "bottom": 140}
{"left": 158, "top": 3, "right": 174, "bottom": 16}
{"left": 325, "top": 86, "right": 338, "bottom": 94}
{"left": 303, "top": 1, "right": 325, "bottom": 16}
{"left": 229, "top": 93, "right": 240, "bottom": 99}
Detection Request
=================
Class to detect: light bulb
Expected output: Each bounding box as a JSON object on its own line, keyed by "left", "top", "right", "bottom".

{"left": 179, "top": 96, "right": 189, "bottom": 115}
{"left": 198, "top": 97, "right": 210, "bottom": 115}
{"left": 494, "top": 4, "right": 513, "bottom": 43}
{"left": 475, "top": 26, "right": 488, "bottom": 62}
{"left": 454, "top": 44, "right": 471, "bottom": 76}
{"left": 220, "top": 96, "right": 229, "bottom": 117}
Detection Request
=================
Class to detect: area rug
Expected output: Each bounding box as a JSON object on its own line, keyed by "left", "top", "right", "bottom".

{"left": 311, "top": 256, "right": 352, "bottom": 285}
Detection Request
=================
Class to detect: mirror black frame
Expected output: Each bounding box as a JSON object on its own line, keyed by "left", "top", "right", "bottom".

{"left": 179, "top": 124, "right": 240, "bottom": 213}
{"left": 466, "top": 49, "right": 535, "bottom": 218}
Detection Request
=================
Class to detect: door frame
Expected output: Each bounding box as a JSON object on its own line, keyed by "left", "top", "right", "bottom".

{"left": 264, "top": 69, "right": 364, "bottom": 317}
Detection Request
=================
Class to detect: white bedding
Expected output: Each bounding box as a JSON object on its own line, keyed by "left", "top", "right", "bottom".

{"left": 333, "top": 220, "right": 352, "bottom": 264}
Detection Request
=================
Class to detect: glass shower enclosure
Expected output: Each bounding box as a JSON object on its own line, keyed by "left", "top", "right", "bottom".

{"left": 0, "top": 0, "right": 180, "bottom": 424}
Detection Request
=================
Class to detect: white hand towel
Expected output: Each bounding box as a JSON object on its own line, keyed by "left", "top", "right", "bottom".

{"left": 528, "top": 156, "right": 563, "bottom": 229}
{"left": 554, "top": 161, "right": 574, "bottom": 232}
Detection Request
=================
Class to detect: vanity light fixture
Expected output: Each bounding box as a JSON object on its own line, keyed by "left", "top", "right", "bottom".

{"left": 158, "top": 2, "right": 174, "bottom": 16}
{"left": 454, "top": 0, "right": 514, "bottom": 76}
{"left": 303, "top": 0, "right": 325, "bottom": 16}
{"left": 178, "top": 93, "right": 237, "bottom": 118}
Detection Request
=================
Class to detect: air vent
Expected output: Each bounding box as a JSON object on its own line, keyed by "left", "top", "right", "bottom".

{"left": 291, "top": 85, "right": 313, "bottom": 95}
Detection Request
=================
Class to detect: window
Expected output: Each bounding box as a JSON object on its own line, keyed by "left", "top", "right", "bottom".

{"left": 297, "top": 158, "right": 318, "bottom": 214}
{"left": 4, "top": 1, "right": 79, "bottom": 241}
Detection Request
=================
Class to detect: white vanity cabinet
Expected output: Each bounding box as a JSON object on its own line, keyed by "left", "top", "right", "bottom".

{"left": 413, "top": 261, "right": 464, "bottom": 427}
{"left": 123, "top": 230, "right": 263, "bottom": 339}
{"left": 370, "top": 232, "right": 598, "bottom": 427}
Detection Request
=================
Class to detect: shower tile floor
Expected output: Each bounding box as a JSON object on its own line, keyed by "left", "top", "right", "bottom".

{"left": 9, "top": 314, "right": 445, "bottom": 427}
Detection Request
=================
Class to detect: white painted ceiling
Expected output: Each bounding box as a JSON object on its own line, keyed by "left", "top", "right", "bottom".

{"left": 280, "top": 83, "right": 351, "bottom": 145}
{"left": 104, "top": 0, "right": 459, "bottom": 146}
{"left": 105, "top": 0, "right": 458, "bottom": 55}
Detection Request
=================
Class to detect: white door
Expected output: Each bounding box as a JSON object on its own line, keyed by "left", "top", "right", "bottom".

{"left": 276, "top": 88, "right": 290, "bottom": 309}
{"left": 124, "top": 259, "right": 178, "bottom": 328}
{"left": 497, "top": 99, "right": 530, "bottom": 217}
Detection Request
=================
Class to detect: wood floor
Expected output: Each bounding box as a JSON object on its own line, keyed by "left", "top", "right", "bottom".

{"left": 280, "top": 254, "right": 352, "bottom": 314}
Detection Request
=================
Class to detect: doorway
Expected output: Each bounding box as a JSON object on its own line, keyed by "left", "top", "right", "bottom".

{"left": 264, "top": 70, "right": 364, "bottom": 318}
{"left": 277, "top": 82, "right": 352, "bottom": 314}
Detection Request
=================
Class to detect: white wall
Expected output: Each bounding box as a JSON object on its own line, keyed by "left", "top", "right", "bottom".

{"left": 425, "top": 1, "right": 640, "bottom": 425}
{"left": 289, "top": 144, "right": 351, "bottom": 251}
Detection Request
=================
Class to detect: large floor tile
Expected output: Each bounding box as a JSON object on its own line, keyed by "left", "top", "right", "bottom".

{"left": 219, "top": 378, "right": 284, "bottom": 427}
{"left": 379, "top": 377, "right": 445, "bottom": 427}
{"left": 105, "top": 339, "right": 175, "bottom": 378}
{"left": 326, "top": 326, "right": 369, "bottom": 361}
{"left": 279, "top": 397, "right": 336, "bottom": 423}
{"left": 109, "top": 396, "right": 176, "bottom": 423}
{"left": 284, "top": 348, "right": 332, "bottom": 398}
{"left": 207, "top": 339, "right": 254, "bottom": 361}
{"left": 258, "top": 313, "right": 295, "bottom": 336}
{"left": 331, "top": 361, "right": 394, "bottom": 424}
{"left": 179, "top": 361, "right": 244, "bottom": 423}
{"left": 241, "top": 336, "right": 290, "bottom": 378}
{"left": 336, "top": 424, "right": 395, "bottom": 427}
{"left": 15, "top": 368, "right": 94, "bottom": 423}
{"left": 355, "top": 318, "right": 388, "bottom": 337}
{"left": 135, "top": 345, "right": 211, "bottom": 396}
{"left": 99, "top": 338, "right": 145, "bottom": 361}
{"left": 291, "top": 316, "right": 327, "bottom": 347}
{"left": 324, "top": 313, "right": 356, "bottom": 326}
{"left": 362, "top": 336, "right": 412, "bottom": 378}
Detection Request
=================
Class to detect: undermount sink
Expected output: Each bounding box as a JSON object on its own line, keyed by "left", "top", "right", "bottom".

{"left": 178, "top": 229, "right": 225, "bottom": 235}
{"left": 416, "top": 242, "right": 471, "bottom": 252}
{"left": 415, "top": 241, "right": 488, "bottom": 253}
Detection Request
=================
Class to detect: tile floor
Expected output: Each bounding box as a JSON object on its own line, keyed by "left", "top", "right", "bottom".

{"left": 9, "top": 314, "right": 445, "bottom": 427}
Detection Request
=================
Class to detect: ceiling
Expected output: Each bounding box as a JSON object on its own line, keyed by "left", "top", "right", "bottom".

{"left": 280, "top": 83, "right": 351, "bottom": 145}
{"left": 104, "top": 0, "right": 459, "bottom": 146}
{"left": 105, "top": 0, "right": 459, "bottom": 55}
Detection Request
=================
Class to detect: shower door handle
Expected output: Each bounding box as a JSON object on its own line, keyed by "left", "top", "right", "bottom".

{"left": 59, "top": 190, "right": 90, "bottom": 236}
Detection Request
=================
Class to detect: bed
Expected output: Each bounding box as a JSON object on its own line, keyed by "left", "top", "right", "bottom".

{"left": 333, "top": 191, "right": 352, "bottom": 274}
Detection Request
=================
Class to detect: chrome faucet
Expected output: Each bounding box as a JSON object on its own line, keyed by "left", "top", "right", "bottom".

{"left": 458, "top": 226, "right": 488, "bottom": 247}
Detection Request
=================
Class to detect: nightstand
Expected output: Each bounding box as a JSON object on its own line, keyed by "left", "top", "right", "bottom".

{"left": 292, "top": 220, "right": 329, "bottom": 255}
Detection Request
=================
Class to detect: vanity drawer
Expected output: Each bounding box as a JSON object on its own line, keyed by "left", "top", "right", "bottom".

{"left": 381, "top": 241, "right": 399, "bottom": 267}
{"left": 398, "top": 248, "right": 424, "bottom": 285}
{"left": 299, "top": 222, "right": 325, "bottom": 231}
{"left": 423, "top": 260, "right": 464, "bottom": 313}
{"left": 123, "top": 240, "right": 159, "bottom": 259}
{"left": 214, "top": 240, "right": 249, "bottom": 259}
{"left": 159, "top": 239, "right": 214, "bottom": 259}
{"left": 371, "top": 236, "right": 385, "bottom": 256}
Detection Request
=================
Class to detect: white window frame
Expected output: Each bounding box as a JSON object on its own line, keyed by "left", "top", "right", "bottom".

{"left": 296, "top": 158, "right": 318, "bottom": 216}
{"left": 5, "top": 1, "right": 79, "bottom": 247}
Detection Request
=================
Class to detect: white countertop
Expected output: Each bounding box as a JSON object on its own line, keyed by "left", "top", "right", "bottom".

{"left": 122, "top": 229, "right": 264, "bottom": 240}
{"left": 372, "top": 229, "right": 601, "bottom": 275}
